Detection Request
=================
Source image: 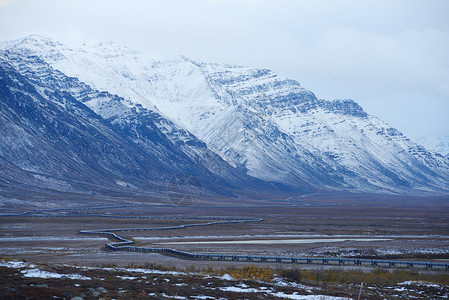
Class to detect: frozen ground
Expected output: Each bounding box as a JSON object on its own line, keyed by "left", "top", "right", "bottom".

{"left": 2, "top": 259, "right": 448, "bottom": 299}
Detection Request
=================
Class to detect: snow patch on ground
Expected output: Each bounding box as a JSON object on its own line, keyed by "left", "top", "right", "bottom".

{"left": 399, "top": 281, "right": 441, "bottom": 287}
{"left": 1, "top": 259, "right": 91, "bottom": 280}
{"left": 219, "top": 286, "right": 349, "bottom": 299}
{"left": 97, "top": 266, "right": 187, "bottom": 276}
{"left": 116, "top": 275, "right": 138, "bottom": 280}
{"left": 270, "top": 292, "right": 350, "bottom": 300}
{"left": 219, "top": 274, "right": 233, "bottom": 280}
{"left": 21, "top": 269, "right": 91, "bottom": 280}
{"left": 161, "top": 293, "right": 187, "bottom": 299}
{"left": 0, "top": 260, "right": 34, "bottom": 269}
{"left": 273, "top": 276, "right": 314, "bottom": 291}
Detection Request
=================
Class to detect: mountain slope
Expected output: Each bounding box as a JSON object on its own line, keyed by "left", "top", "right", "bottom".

{"left": 199, "top": 62, "right": 449, "bottom": 193}
{"left": 1, "top": 35, "right": 448, "bottom": 195}
{"left": 0, "top": 51, "right": 270, "bottom": 198}
{"left": 0, "top": 55, "right": 170, "bottom": 187}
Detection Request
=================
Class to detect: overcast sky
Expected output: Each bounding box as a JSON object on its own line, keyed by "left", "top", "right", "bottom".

{"left": 1, "top": 0, "right": 448, "bottom": 139}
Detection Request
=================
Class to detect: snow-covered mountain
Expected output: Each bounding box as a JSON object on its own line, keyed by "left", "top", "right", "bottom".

{"left": 0, "top": 39, "right": 270, "bottom": 198}
{"left": 1, "top": 35, "right": 448, "bottom": 195}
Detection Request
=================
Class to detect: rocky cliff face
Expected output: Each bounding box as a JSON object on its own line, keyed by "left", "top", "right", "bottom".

{"left": 1, "top": 35, "right": 448, "bottom": 195}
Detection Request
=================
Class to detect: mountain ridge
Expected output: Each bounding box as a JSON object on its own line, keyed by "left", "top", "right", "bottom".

{"left": 1, "top": 35, "right": 448, "bottom": 196}
{"left": 0, "top": 49, "right": 275, "bottom": 200}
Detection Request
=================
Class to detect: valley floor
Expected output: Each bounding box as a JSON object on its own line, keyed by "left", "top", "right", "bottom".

{"left": 1, "top": 193, "right": 449, "bottom": 298}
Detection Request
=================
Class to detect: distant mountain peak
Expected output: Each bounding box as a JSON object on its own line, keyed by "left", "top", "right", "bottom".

{"left": 5, "top": 34, "right": 61, "bottom": 50}
{"left": 416, "top": 134, "right": 449, "bottom": 156}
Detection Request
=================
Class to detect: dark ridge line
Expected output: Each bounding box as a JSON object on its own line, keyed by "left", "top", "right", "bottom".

{"left": 0, "top": 212, "right": 263, "bottom": 221}
{"left": 0, "top": 204, "right": 309, "bottom": 217}
{"left": 0, "top": 204, "right": 145, "bottom": 217}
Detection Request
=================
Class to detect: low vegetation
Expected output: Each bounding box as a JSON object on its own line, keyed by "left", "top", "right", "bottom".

{"left": 277, "top": 267, "right": 449, "bottom": 286}
{"left": 229, "top": 265, "right": 275, "bottom": 282}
